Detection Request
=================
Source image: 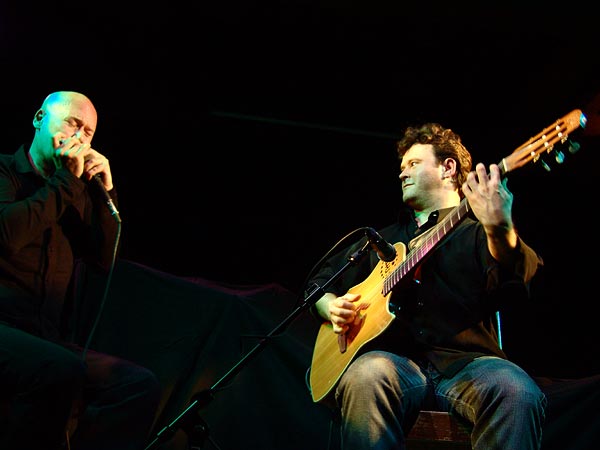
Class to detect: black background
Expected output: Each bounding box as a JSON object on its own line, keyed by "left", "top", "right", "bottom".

{"left": 2, "top": 2, "right": 599, "bottom": 378}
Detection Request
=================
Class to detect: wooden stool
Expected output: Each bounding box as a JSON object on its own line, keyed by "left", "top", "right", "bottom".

{"left": 406, "top": 410, "right": 471, "bottom": 449}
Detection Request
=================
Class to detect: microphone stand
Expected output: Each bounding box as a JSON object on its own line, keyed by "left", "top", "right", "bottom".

{"left": 144, "top": 240, "right": 372, "bottom": 450}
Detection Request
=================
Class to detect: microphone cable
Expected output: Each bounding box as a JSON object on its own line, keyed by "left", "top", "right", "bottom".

{"left": 81, "top": 219, "right": 122, "bottom": 361}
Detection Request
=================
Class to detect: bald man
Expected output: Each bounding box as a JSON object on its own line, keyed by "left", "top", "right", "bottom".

{"left": 0, "top": 92, "right": 160, "bottom": 450}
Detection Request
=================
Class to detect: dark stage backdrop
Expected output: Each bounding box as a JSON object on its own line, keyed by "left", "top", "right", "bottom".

{"left": 71, "top": 259, "right": 333, "bottom": 450}
{"left": 71, "top": 259, "right": 599, "bottom": 450}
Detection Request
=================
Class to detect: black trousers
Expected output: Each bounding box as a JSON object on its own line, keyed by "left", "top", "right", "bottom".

{"left": 0, "top": 322, "right": 161, "bottom": 450}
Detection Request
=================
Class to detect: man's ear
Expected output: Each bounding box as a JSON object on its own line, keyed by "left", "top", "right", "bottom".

{"left": 32, "top": 109, "right": 44, "bottom": 129}
{"left": 442, "top": 158, "right": 457, "bottom": 178}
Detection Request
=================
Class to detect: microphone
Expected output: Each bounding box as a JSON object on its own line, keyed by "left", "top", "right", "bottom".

{"left": 92, "top": 174, "right": 122, "bottom": 223}
{"left": 365, "top": 227, "right": 396, "bottom": 262}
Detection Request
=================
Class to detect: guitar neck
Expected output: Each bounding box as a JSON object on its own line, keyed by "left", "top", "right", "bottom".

{"left": 383, "top": 199, "right": 471, "bottom": 295}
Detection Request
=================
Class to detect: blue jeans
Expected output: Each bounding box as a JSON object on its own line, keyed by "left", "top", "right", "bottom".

{"left": 335, "top": 351, "right": 546, "bottom": 450}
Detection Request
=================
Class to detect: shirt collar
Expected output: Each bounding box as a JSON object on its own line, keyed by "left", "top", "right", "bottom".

{"left": 415, "top": 207, "right": 455, "bottom": 234}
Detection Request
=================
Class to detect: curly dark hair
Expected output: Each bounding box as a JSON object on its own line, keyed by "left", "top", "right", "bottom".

{"left": 396, "top": 123, "right": 472, "bottom": 196}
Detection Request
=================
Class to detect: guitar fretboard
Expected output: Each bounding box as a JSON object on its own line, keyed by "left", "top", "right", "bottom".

{"left": 383, "top": 199, "right": 471, "bottom": 295}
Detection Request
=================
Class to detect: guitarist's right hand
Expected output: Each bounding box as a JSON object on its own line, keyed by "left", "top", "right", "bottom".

{"left": 316, "top": 292, "right": 362, "bottom": 334}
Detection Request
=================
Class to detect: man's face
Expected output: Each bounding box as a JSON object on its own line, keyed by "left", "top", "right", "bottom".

{"left": 399, "top": 143, "right": 445, "bottom": 208}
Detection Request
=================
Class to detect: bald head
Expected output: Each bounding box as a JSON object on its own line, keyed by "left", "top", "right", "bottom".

{"left": 33, "top": 91, "right": 98, "bottom": 140}
{"left": 41, "top": 91, "right": 97, "bottom": 126}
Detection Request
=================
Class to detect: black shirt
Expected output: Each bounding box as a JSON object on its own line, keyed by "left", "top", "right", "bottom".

{"left": 308, "top": 206, "right": 543, "bottom": 377}
{"left": 0, "top": 145, "right": 119, "bottom": 339}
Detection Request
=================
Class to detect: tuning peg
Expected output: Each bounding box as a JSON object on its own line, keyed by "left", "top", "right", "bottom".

{"left": 554, "top": 149, "right": 565, "bottom": 164}
{"left": 540, "top": 158, "right": 551, "bottom": 172}
{"left": 568, "top": 140, "right": 581, "bottom": 154}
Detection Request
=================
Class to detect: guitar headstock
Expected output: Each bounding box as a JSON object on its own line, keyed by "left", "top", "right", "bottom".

{"left": 499, "top": 109, "right": 587, "bottom": 176}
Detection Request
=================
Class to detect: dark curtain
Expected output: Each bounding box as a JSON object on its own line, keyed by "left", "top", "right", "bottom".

{"left": 71, "top": 259, "right": 334, "bottom": 450}
{"left": 534, "top": 375, "right": 600, "bottom": 450}
{"left": 71, "top": 259, "right": 599, "bottom": 450}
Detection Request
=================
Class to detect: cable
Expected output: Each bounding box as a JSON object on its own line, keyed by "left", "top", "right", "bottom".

{"left": 81, "top": 221, "right": 121, "bottom": 360}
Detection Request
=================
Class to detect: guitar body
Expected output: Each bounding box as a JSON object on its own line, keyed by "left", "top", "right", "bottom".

{"left": 309, "top": 242, "right": 407, "bottom": 403}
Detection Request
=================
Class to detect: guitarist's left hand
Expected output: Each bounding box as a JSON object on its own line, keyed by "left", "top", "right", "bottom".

{"left": 316, "top": 292, "right": 362, "bottom": 334}
{"left": 463, "top": 163, "right": 519, "bottom": 264}
{"left": 463, "top": 163, "right": 513, "bottom": 228}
